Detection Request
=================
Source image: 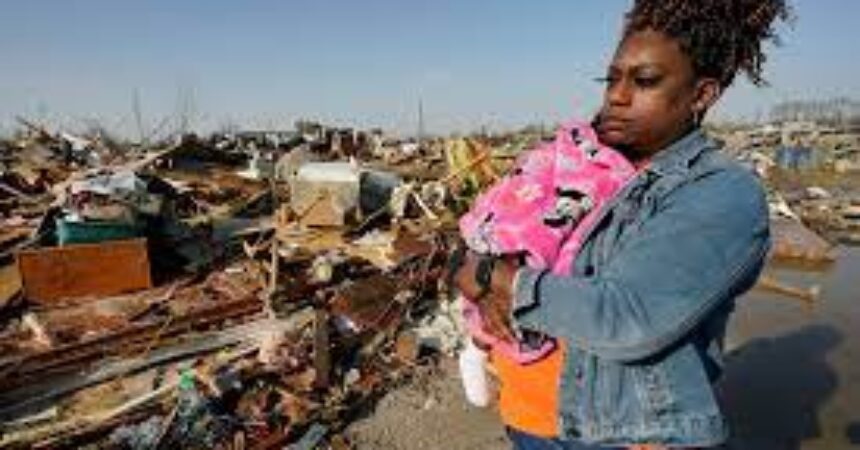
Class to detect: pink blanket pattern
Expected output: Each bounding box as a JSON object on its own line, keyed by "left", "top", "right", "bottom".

{"left": 458, "top": 120, "right": 636, "bottom": 364}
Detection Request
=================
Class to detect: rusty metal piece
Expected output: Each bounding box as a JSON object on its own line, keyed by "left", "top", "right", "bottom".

{"left": 16, "top": 238, "right": 153, "bottom": 305}
{"left": 329, "top": 274, "right": 399, "bottom": 333}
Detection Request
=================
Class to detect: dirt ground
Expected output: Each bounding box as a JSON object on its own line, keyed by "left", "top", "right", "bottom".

{"left": 346, "top": 357, "right": 510, "bottom": 450}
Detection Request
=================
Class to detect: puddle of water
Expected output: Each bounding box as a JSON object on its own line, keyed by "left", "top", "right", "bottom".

{"left": 721, "top": 246, "right": 860, "bottom": 449}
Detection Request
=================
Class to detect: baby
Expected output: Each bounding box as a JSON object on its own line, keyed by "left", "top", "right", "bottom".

{"left": 456, "top": 119, "right": 636, "bottom": 364}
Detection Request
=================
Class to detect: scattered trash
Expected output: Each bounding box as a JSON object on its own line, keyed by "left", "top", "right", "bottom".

{"left": 0, "top": 119, "right": 459, "bottom": 449}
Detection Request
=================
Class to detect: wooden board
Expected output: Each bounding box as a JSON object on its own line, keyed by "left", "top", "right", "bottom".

{"left": 16, "top": 239, "right": 152, "bottom": 305}
{"left": 0, "top": 264, "right": 22, "bottom": 308}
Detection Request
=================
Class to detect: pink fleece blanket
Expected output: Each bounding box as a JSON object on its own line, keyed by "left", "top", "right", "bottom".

{"left": 458, "top": 119, "right": 636, "bottom": 364}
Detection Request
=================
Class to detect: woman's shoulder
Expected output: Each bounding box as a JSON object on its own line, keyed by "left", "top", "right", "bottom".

{"left": 677, "top": 149, "right": 769, "bottom": 219}
{"left": 651, "top": 133, "right": 766, "bottom": 201}
{"left": 691, "top": 143, "right": 764, "bottom": 190}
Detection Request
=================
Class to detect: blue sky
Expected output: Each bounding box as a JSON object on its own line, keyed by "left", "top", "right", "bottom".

{"left": 1, "top": 1, "right": 857, "bottom": 137}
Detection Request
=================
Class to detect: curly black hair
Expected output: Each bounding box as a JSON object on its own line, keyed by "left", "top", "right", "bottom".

{"left": 624, "top": 0, "right": 793, "bottom": 88}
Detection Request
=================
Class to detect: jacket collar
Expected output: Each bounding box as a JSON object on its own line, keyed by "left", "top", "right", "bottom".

{"left": 644, "top": 128, "right": 715, "bottom": 177}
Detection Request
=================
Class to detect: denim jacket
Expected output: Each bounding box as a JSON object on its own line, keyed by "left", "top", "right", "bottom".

{"left": 512, "top": 129, "right": 771, "bottom": 447}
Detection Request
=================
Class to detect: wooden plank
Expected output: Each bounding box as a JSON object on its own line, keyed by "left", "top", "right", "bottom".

{"left": 0, "top": 263, "right": 22, "bottom": 308}
{"left": 16, "top": 238, "right": 152, "bottom": 305}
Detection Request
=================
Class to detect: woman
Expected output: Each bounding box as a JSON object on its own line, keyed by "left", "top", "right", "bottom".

{"left": 453, "top": 0, "right": 792, "bottom": 448}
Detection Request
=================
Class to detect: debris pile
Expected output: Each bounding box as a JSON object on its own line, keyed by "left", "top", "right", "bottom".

{"left": 2, "top": 115, "right": 854, "bottom": 447}
{"left": 0, "top": 118, "right": 519, "bottom": 449}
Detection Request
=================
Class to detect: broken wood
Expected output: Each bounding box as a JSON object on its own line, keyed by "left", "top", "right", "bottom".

{"left": 16, "top": 238, "right": 153, "bottom": 305}
{"left": 313, "top": 309, "right": 331, "bottom": 390}
{"left": 0, "top": 296, "right": 263, "bottom": 392}
{"left": 0, "top": 379, "right": 176, "bottom": 449}
{"left": 0, "top": 181, "right": 38, "bottom": 203}
{"left": 757, "top": 275, "right": 821, "bottom": 303}
{"left": 0, "top": 310, "right": 314, "bottom": 420}
{"left": 21, "top": 313, "right": 55, "bottom": 349}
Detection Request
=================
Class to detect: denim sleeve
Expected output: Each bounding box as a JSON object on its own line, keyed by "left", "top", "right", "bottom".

{"left": 511, "top": 168, "right": 771, "bottom": 362}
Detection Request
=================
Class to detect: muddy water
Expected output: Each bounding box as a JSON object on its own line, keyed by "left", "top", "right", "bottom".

{"left": 720, "top": 246, "right": 860, "bottom": 449}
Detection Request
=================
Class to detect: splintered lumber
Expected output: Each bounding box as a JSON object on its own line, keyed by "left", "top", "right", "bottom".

{"left": 0, "top": 310, "right": 314, "bottom": 421}
{"left": 0, "top": 296, "right": 262, "bottom": 393}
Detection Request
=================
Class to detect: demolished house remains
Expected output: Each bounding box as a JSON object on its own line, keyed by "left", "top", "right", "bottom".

{"left": 0, "top": 117, "right": 854, "bottom": 448}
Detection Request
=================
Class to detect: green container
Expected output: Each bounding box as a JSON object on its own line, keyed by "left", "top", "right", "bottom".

{"left": 56, "top": 218, "right": 144, "bottom": 245}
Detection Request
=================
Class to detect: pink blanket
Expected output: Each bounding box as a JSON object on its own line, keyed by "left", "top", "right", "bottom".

{"left": 459, "top": 120, "right": 636, "bottom": 364}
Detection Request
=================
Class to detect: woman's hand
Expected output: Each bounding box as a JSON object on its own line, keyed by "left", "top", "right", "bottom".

{"left": 453, "top": 251, "right": 520, "bottom": 343}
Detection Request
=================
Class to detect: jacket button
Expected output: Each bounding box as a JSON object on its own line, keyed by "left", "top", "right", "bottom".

{"left": 583, "top": 265, "right": 595, "bottom": 276}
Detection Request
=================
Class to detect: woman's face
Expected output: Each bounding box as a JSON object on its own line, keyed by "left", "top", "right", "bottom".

{"left": 596, "top": 29, "right": 711, "bottom": 160}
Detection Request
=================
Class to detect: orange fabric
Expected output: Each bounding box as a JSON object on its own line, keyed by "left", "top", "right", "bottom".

{"left": 494, "top": 341, "right": 665, "bottom": 450}
{"left": 494, "top": 340, "right": 566, "bottom": 438}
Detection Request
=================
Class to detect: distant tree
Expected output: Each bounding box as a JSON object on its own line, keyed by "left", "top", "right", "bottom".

{"left": 770, "top": 97, "right": 860, "bottom": 124}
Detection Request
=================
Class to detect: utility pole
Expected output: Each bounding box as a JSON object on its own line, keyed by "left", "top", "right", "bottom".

{"left": 132, "top": 88, "right": 146, "bottom": 145}
{"left": 417, "top": 98, "right": 425, "bottom": 148}
{"left": 175, "top": 83, "right": 197, "bottom": 137}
